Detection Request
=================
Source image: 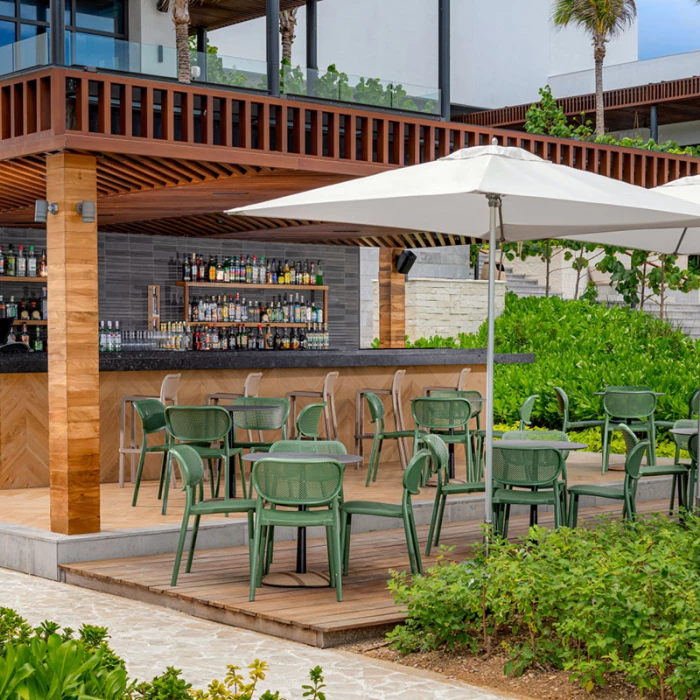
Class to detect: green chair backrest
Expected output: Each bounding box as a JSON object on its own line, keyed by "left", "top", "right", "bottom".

{"left": 165, "top": 406, "right": 231, "bottom": 443}
{"left": 671, "top": 419, "right": 696, "bottom": 451}
{"left": 296, "top": 402, "right": 326, "bottom": 438}
{"left": 519, "top": 395, "right": 539, "bottom": 427}
{"left": 503, "top": 429, "right": 569, "bottom": 459}
{"left": 615, "top": 424, "right": 646, "bottom": 480}
{"left": 231, "top": 397, "right": 290, "bottom": 431}
{"left": 689, "top": 433, "right": 698, "bottom": 463}
{"left": 603, "top": 390, "right": 656, "bottom": 420}
{"left": 364, "top": 392, "right": 385, "bottom": 424}
{"left": 252, "top": 458, "right": 343, "bottom": 507}
{"left": 403, "top": 450, "right": 430, "bottom": 496}
{"left": 269, "top": 440, "right": 347, "bottom": 454}
{"left": 419, "top": 433, "right": 449, "bottom": 481}
{"left": 412, "top": 397, "right": 471, "bottom": 431}
{"left": 553, "top": 387, "right": 569, "bottom": 424}
{"left": 492, "top": 444, "right": 563, "bottom": 488}
{"left": 169, "top": 444, "right": 204, "bottom": 489}
{"left": 688, "top": 389, "right": 700, "bottom": 418}
{"left": 133, "top": 398, "right": 167, "bottom": 433}
{"left": 429, "top": 390, "right": 483, "bottom": 417}
{"left": 605, "top": 385, "right": 652, "bottom": 392}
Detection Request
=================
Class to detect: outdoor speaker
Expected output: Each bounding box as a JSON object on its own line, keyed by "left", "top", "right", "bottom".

{"left": 395, "top": 250, "right": 417, "bottom": 275}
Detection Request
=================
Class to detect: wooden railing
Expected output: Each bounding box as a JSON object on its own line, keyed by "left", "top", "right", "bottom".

{"left": 457, "top": 75, "right": 700, "bottom": 129}
{"left": 1, "top": 67, "right": 700, "bottom": 187}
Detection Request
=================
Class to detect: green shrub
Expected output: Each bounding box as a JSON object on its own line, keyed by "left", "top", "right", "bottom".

{"left": 388, "top": 515, "right": 700, "bottom": 697}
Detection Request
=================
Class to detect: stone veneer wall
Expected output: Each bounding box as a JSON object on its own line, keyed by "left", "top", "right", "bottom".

{"left": 371, "top": 278, "right": 506, "bottom": 344}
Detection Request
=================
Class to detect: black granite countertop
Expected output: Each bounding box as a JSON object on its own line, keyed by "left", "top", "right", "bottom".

{"left": 0, "top": 349, "right": 535, "bottom": 374}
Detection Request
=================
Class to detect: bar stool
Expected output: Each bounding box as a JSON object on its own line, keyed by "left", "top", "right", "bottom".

{"left": 423, "top": 368, "right": 471, "bottom": 396}
{"left": 119, "top": 373, "right": 180, "bottom": 488}
{"left": 286, "top": 371, "right": 340, "bottom": 440}
{"left": 355, "top": 369, "right": 409, "bottom": 469}
{"left": 208, "top": 371, "right": 263, "bottom": 442}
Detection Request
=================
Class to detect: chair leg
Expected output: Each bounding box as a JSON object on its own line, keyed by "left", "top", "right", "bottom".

{"left": 237, "top": 454, "right": 248, "bottom": 500}
{"left": 332, "top": 510, "right": 343, "bottom": 602}
{"left": 249, "top": 516, "right": 263, "bottom": 602}
{"left": 649, "top": 421, "right": 657, "bottom": 466}
{"left": 568, "top": 494, "right": 579, "bottom": 527}
{"left": 207, "top": 460, "right": 216, "bottom": 498}
{"left": 325, "top": 526, "right": 335, "bottom": 588}
{"left": 670, "top": 474, "right": 678, "bottom": 515}
{"left": 186, "top": 514, "right": 201, "bottom": 573}
{"left": 407, "top": 508, "right": 422, "bottom": 575}
{"left": 131, "top": 440, "right": 149, "bottom": 507}
{"left": 433, "top": 494, "right": 448, "bottom": 551}
{"left": 365, "top": 433, "right": 378, "bottom": 487}
{"left": 264, "top": 524, "right": 275, "bottom": 575}
{"left": 402, "top": 512, "right": 418, "bottom": 575}
{"left": 342, "top": 512, "right": 352, "bottom": 576}
{"left": 330, "top": 394, "right": 339, "bottom": 441}
{"left": 130, "top": 402, "right": 137, "bottom": 484}
{"left": 465, "top": 436, "right": 473, "bottom": 482}
{"left": 371, "top": 438, "right": 384, "bottom": 483}
{"left": 355, "top": 392, "right": 364, "bottom": 460}
{"left": 553, "top": 489, "right": 561, "bottom": 530}
{"left": 119, "top": 399, "right": 127, "bottom": 488}
{"left": 502, "top": 504, "right": 511, "bottom": 539}
{"left": 425, "top": 488, "right": 441, "bottom": 556}
{"left": 171, "top": 505, "right": 190, "bottom": 587}
{"left": 161, "top": 454, "right": 173, "bottom": 515}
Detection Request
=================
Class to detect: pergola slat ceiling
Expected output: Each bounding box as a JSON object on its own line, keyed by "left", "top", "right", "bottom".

{"left": 189, "top": 0, "right": 311, "bottom": 31}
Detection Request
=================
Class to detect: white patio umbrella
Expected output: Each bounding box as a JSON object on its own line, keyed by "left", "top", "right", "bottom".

{"left": 228, "top": 142, "right": 700, "bottom": 527}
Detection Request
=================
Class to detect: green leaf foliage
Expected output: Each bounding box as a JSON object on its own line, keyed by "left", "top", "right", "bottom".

{"left": 388, "top": 515, "right": 700, "bottom": 697}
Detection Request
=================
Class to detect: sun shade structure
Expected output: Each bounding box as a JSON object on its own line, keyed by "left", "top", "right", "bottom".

{"left": 228, "top": 141, "right": 700, "bottom": 528}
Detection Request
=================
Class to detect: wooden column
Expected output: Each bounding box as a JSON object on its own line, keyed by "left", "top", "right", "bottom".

{"left": 378, "top": 248, "right": 406, "bottom": 349}
{"left": 47, "top": 153, "right": 100, "bottom": 535}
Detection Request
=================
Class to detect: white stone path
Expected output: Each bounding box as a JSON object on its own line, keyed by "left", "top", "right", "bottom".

{"left": 0, "top": 568, "right": 509, "bottom": 700}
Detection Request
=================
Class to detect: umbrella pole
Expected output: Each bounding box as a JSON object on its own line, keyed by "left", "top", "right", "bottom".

{"left": 484, "top": 194, "right": 501, "bottom": 542}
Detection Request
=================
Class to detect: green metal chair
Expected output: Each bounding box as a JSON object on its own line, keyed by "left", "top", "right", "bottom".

{"left": 554, "top": 387, "right": 604, "bottom": 436}
{"left": 654, "top": 389, "right": 699, "bottom": 453}
{"left": 169, "top": 445, "right": 257, "bottom": 587}
{"left": 422, "top": 434, "right": 484, "bottom": 556}
{"left": 567, "top": 425, "right": 646, "bottom": 527}
{"left": 688, "top": 433, "right": 698, "bottom": 513}
{"left": 163, "top": 406, "right": 242, "bottom": 514}
{"left": 363, "top": 392, "right": 415, "bottom": 486}
{"left": 131, "top": 399, "right": 170, "bottom": 507}
{"left": 249, "top": 457, "right": 344, "bottom": 602}
{"left": 411, "top": 396, "right": 473, "bottom": 481}
{"left": 341, "top": 449, "right": 430, "bottom": 576}
{"left": 492, "top": 443, "right": 564, "bottom": 537}
{"left": 481, "top": 394, "right": 539, "bottom": 445}
{"left": 502, "top": 429, "right": 570, "bottom": 518}
{"left": 601, "top": 389, "right": 657, "bottom": 473}
{"left": 295, "top": 402, "right": 327, "bottom": 440}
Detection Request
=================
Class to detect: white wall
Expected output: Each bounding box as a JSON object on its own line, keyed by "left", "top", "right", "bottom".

{"left": 130, "top": 0, "right": 177, "bottom": 77}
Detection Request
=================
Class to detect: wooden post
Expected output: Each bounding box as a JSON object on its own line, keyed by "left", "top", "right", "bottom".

{"left": 47, "top": 153, "right": 100, "bottom": 535}
{"left": 378, "top": 247, "right": 405, "bottom": 349}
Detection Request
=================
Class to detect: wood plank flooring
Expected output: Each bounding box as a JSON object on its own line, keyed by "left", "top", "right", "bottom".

{"left": 61, "top": 498, "right": 670, "bottom": 648}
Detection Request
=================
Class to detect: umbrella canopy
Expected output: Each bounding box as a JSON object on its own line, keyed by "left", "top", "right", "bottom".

{"left": 572, "top": 174, "right": 700, "bottom": 254}
{"left": 229, "top": 142, "right": 700, "bottom": 528}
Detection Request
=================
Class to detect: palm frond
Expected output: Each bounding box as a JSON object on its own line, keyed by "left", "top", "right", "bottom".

{"left": 552, "top": 0, "right": 636, "bottom": 39}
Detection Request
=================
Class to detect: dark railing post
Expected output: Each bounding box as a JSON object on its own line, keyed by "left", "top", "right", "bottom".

{"left": 650, "top": 104, "right": 659, "bottom": 142}
{"left": 196, "top": 27, "right": 208, "bottom": 82}
{"left": 306, "top": 0, "right": 318, "bottom": 96}
{"left": 50, "top": 0, "right": 66, "bottom": 66}
{"left": 438, "top": 0, "right": 450, "bottom": 121}
{"left": 266, "top": 0, "right": 280, "bottom": 97}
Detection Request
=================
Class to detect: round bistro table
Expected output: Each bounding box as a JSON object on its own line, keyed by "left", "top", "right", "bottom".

{"left": 243, "top": 451, "right": 363, "bottom": 588}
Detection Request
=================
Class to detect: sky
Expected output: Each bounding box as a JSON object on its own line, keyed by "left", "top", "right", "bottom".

{"left": 638, "top": 0, "right": 700, "bottom": 60}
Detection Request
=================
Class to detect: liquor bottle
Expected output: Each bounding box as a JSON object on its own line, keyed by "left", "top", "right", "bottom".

{"left": 257, "top": 325, "right": 265, "bottom": 350}
{"left": 244, "top": 255, "right": 252, "bottom": 284}
{"left": 190, "top": 253, "right": 198, "bottom": 282}
{"left": 0, "top": 246, "right": 4, "bottom": 276}
{"left": 309, "top": 262, "right": 316, "bottom": 286}
{"left": 6, "top": 244, "right": 15, "bottom": 276}
{"left": 273, "top": 327, "right": 282, "bottom": 350}
{"left": 198, "top": 254, "right": 206, "bottom": 282}
{"left": 267, "top": 259, "right": 274, "bottom": 285}
{"left": 300, "top": 325, "right": 307, "bottom": 350}
{"left": 20, "top": 323, "right": 29, "bottom": 345}
{"left": 277, "top": 260, "right": 284, "bottom": 285}
{"left": 39, "top": 249, "right": 47, "bottom": 277}
{"left": 289, "top": 260, "right": 296, "bottom": 285}
{"left": 106, "top": 321, "right": 114, "bottom": 352}
{"left": 283, "top": 260, "right": 290, "bottom": 285}
{"left": 323, "top": 322, "right": 329, "bottom": 350}
{"left": 317, "top": 302, "right": 324, "bottom": 324}
{"left": 30, "top": 298, "right": 41, "bottom": 320}
{"left": 183, "top": 255, "right": 191, "bottom": 282}
{"left": 16, "top": 245, "right": 26, "bottom": 277}
{"left": 32, "top": 327, "right": 43, "bottom": 352}
{"left": 265, "top": 324, "right": 273, "bottom": 350}
{"left": 223, "top": 258, "right": 231, "bottom": 283}
{"left": 99, "top": 321, "right": 107, "bottom": 352}
{"left": 261, "top": 302, "right": 269, "bottom": 323}
{"left": 290, "top": 328, "right": 300, "bottom": 350}
{"left": 115, "top": 321, "right": 122, "bottom": 352}
{"left": 6, "top": 296, "right": 17, "bottom": 318}
{"left": 294, "top": 293, "right": 301, "bottom": 323}
{"left": 316, "top": 260, "right": 324, "bottom": 285}
{"left": 0, "top": 296, "right": 5, "bottom": 318}
{"left": 216, "top": 257, "right": 224, "bottom": 281}
{"left": 27, "top": 246, "right": 37, "bottom": 277}
{"left": 303, "top": 262, "right": 310, "bottom": 286}
{"left": 251, "top": 256, "right": 258, "bottom": 284}
{"left": 19, "top": 299, "right": 29, "bottom": 320}
{"left": 208, "top": 257, "right": 216, "bottom": 282}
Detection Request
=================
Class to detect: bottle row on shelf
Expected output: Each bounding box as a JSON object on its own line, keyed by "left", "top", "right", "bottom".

{"left": 0, "top": 245, "right": 47, "bottom": 278}
{"left": 115, "top": 322, "right": 330, "bottom": 352}
{"left": 5, "top": 324, "right": 44, "bottom": 352}
{"left": 0, "top": 290, "right": 48, "bottom": 320}
{"left": 188, "top": 293, "right": 324, "bottom": 325}
{"left": 99, "top": 320, "right": 123, "bottom": 352}
{"left": 182, "top": 253, "right": 324, "bottom": 286}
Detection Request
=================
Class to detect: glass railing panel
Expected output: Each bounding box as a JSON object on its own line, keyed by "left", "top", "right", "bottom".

{"left": 190, "top": 50, "right": 267, "bottom": 91}
{"left": 281, "top": 66, "right": 440, "bottom": 115}
{"left": 0, "top": 33, "right": 49, "bottom": 76}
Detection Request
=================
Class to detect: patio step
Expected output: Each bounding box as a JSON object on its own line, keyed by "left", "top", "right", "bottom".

{"left": 478, "top": 254, "right": 562, "bottom": 298}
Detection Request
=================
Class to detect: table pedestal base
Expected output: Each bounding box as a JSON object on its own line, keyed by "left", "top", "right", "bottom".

{"left": 263, "top": 571, "right": 331, "bottom": 588}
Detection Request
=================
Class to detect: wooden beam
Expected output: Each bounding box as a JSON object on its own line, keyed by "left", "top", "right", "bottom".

{"left": 47, "top": 153, "right": 100, "bottom": 535}
{"left": 378, "top": 247, "right": 405, "bottom": 349}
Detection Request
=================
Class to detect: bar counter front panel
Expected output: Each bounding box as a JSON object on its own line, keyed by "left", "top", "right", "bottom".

{"left": 0, "top": 350, "right": 534, "bottom": 489}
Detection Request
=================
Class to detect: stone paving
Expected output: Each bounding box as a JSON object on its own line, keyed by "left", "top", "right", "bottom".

{"left": 0, "top": 568, "right": 508, "bottom": 700}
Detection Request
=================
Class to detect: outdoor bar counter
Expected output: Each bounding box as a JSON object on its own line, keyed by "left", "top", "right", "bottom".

{"left": 0, "top": 349, "right": 534, "bottom": 489}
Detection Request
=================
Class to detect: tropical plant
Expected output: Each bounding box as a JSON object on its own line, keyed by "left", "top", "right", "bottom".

{"left": 172, "top": 0, "right": 192, "bottom": 83}
{"left": 279, "top": 9, "right": 299, "bottom": 64}
{"left": 552, "top": 0, "right": 637, "bottom": 136}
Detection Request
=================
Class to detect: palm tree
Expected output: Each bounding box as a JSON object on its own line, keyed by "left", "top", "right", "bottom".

{"left": 279, "top": 8, "right": 299, "bottom": 64}
{"left": 172, "top": 0, "right": 192, "bottom": 83}
{"left": 552, "top": 0, "right": 637, "bottom": 137}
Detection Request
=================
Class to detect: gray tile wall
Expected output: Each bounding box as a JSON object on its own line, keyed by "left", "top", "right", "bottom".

{"left": 0, "top": 228, "right": 360, "bottom": 351}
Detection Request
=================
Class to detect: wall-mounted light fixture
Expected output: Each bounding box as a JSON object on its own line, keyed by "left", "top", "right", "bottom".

{"left": 395, "top": 249, "right": 417, "bottom": 275}
{"left": 190, "top": 65, "right": 201, "bottom": 80}
{"left": 34, "top": 200, "right": 59, "bottom": 223}
{"left": 76, "top": 201, "right": 96, "bottom": 223}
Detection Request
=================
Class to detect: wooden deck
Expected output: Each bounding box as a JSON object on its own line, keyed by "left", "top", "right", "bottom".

{"left": 61, "top": 498, "right": 669, "bottom": 648}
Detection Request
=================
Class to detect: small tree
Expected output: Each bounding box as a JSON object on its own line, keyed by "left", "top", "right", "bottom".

{"left": 552, "top": 0, "right": 637, "bottom": 137}
{"left": 279, "top": 8, "right": 299, "bottom": 64}
{"left": 172, "top": 0, "right": 192, "bottom": 83}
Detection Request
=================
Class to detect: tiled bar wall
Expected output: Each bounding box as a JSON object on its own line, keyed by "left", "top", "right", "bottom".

{"left": 0, "top": 228, "right": 361, "bottom": 351}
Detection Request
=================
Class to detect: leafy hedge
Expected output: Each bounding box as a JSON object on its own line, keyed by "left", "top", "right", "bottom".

{"left": 409, "top": 293, "right": 700, "bottom": 428}
{"left": 388, "top": 515, "right": 700, "bottom": 697}
{"left": 0, "top": 608, "right": 326, "bottom": 699}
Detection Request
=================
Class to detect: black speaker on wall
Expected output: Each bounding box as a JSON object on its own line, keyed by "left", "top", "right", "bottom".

{"left": 394, "top": 249, "right": 417, "bottom": 275}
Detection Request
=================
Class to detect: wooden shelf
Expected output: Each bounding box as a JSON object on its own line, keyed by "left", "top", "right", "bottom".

{"left": 187, "top": 322, "right": 313, "bottom": 328}
{"left": 176, "top": 281, "right": 328, "bottom": 292}
{"left": 12, "top": 319, "right": 47, "bottom": 325}
{"left": 0, "top": 276, "right": 47, "bottom": 283}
